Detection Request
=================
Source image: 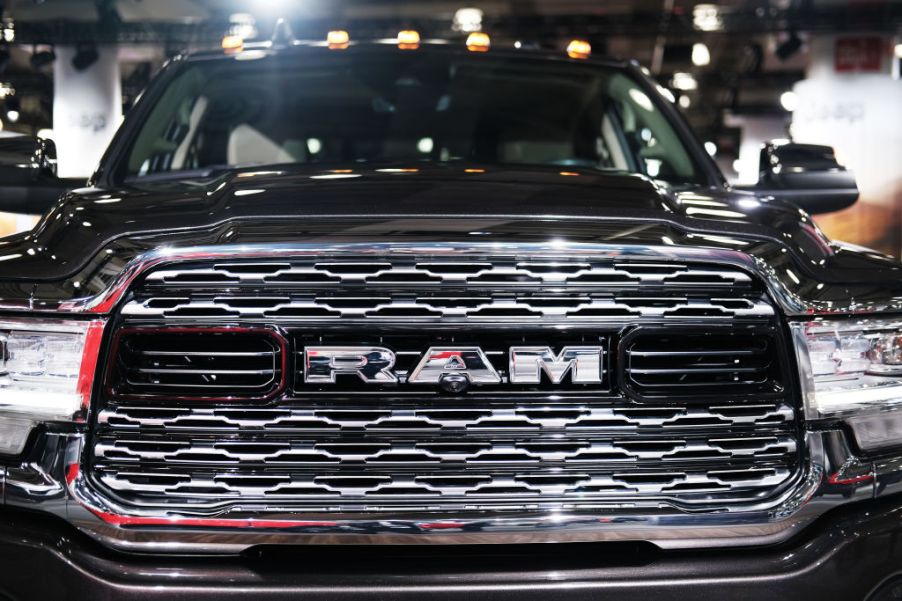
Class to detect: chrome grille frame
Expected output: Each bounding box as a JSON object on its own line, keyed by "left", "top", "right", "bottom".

{"left": 5, "top": 242, "right": 881, "bottom": 554}
{"left": 84, "top": 247, "right": 805, "bottom": 528}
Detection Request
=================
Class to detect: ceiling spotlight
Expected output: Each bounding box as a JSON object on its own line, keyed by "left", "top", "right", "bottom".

{"left": 466, "top": 32, "right": 491, "bottom": 52}
{"left": 704, "top": 141, "right": 717, "bottom": 156}
{"left": 72, "top": 43, "right": 99, "bottom": 71}
{"left": 678, "top": 95, "right": 691, "bottom": 109}
{"left": 567, "top": 39, "right": 592, "bottom": 60}
{"left": 692, "top": 43, "right": 711, "bottom": 66}
{"left": 397, "top": 30, "right": 421, "bottom": 50}
{"left": 327, "top": 30, "right": 350, "bottom": 50}
{"left": 453, "top": 7, "right": 484, "bottom": 33}
{"left": 671, "top": 72, "right": 698, "bottom": 91}
{"left": 776, "top": 31, "right": 803, "bottom": 62}
{"left": 5, "top": 96, "right": 20, "bottom": 123}
{"left": 693, "top": 4, "right": 722, "bottom": 32}
{"left": 780, "top": 90, "right": 799, "bottom": 112}
{"left": 2, "top": 20, "right": 14, "bottom": 43}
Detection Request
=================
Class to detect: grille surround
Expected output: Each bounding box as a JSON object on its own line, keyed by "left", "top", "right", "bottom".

{"left": 86, "top": 251, "right": 803, "bottom": 524}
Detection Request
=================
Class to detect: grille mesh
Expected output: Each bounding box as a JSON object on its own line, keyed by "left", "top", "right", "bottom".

{"left": 90, "top": 254, "right": 801, "bottom": 517}
{"left": 109, "top": 329, "right": 285, "bottom": 399}
{"left": 623, "top": 331, "right": 784, "bottom": 400}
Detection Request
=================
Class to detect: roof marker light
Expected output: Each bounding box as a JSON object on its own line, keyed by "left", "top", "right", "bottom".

{"left": 466, "top": 32, "right": 491, "bottom": 52}
{"left": 398, "top": 30, "right": 420, "bottom": 50}
{"left": 327, "top": 30, "right": 350, "bottom": 50}
{"left": 567, "top": 39, "right": 592, "bottom": 59}
{"left": 221, "top": 35, "right": 244, "bottom": 52}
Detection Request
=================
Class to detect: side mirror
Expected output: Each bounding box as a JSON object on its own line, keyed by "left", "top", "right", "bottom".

{"left": 754, "top": 142, "right": 859, "bottom": 215}
{"left": 0, "top": 136, "right": 79, "bottom": 214}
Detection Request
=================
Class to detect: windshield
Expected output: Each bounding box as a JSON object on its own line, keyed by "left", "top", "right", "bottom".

{"left": 123, "top": 49, "right": 704, "bottom": 184}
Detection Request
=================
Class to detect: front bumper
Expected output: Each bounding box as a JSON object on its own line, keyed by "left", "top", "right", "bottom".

{"left": 1, "top": 496, "right": 902, "bottom": 601}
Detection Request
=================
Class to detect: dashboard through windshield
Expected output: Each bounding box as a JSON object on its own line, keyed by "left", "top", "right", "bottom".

{"left": 124, "top": 49, "right": 704, "bottom": 184}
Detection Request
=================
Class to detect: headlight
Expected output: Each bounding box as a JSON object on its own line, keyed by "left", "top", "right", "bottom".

{"left": 0, "top": 319, "right": 104, "bottom": 455}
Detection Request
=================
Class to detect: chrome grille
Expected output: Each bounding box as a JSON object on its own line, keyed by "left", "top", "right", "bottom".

{"left": 93, "top": 400, "right": 797, "bottom": 508}
{"left": 141, "top": 260, "right": 754, "bottom": 287}
{"left": 89, "top": 252, "right": 801, "bottom": 518}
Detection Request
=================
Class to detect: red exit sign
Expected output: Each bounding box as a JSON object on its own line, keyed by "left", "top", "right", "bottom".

{"left": 835, "top": 37, "right": 886, "bottom": 72}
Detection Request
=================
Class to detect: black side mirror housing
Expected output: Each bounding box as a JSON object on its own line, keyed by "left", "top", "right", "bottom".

{"left": 0, "top": 136, "right": 80, "bottom": 214}
{"left": 752, "top": 142, "right": 859, "bottom": 215}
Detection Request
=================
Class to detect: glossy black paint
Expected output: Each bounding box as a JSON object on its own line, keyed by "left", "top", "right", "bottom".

{"left": 0, "top": 496, "right": 900, "bottom": 600}
{"left": 0, "top": 45, "right": 896, "bottom": 315}
{"left": 747, "top": 142, "right": 860, "bottom": 215}
{"left": 0, "top": 136, "right": 77, "bottom": 214}
{"left": 1, "top": 163, "right": 899, "bottom": 315}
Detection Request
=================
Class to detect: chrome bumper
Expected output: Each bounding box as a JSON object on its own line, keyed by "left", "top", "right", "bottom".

{"left": 0, "top": 427, "right": 883, "bottom": 554}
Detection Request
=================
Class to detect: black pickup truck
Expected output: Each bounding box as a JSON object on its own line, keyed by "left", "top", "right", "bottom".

{"left": 0, "top": 33, "right": 900, "bottom": 601}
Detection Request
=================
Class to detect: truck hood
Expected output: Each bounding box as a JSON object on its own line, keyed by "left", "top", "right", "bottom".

{"left": 0, "top": 164, "right": 901, "bottom": 315}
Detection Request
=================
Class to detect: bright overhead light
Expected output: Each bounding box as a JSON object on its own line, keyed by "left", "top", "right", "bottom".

{"left": 453, "top": 7, "right": 484, "bottom": 33}
{"left": 671, "top": 72, "right": 698, "bottom": 91}
{"left": 5, "top": 109, "right": 19, "bottom": 123}
{"left": 221, "top": 34, "right": 244, "bottom": 51}
{"left": 306, "top": 138, "right": 322, "bottom": 155}
{"left": 780, "top": 90, "right": 799, "bottom": 112}
{"left": 678, "top": 95, "right": 691, "bottom": 108}
{"left": 327, "top": 30, "right": 350, "bottom": 50}
{"left": 397, "top": 30, "right": 421, "bottom": 50}
{"left": 692, "top": 42, "right": 711, "bottom": 66}
{"left": 693, "top": 4, "right": 722, "bottom": 32}
{"left": 895, "top": 43, "right": 902, "bottom": 59}
{"left": 417, "top": 137, "right": 434, "bottom": 154}
{"left": 2, "top": 20, "right": 14, "bottom": 43}
{"left": 567, "top": 39, "right": 592, "bottom": 60}
{"left": 466, "top": 32, "right": 491, "bottom": 52}
{"left": 704, "top": 141, "right": 717, "bottom": 156}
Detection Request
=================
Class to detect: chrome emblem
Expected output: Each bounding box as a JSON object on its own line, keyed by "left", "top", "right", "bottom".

{"left": 408, "top": 347, "right": 502, "bottom": 384}
{"left": 509, "top": 346, "right": 603, "bottom": 384}
{"left": 304, "top": 345, "right": 604, "bottom": 386}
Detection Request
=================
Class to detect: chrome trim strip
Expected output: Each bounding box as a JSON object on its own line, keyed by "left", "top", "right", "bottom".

{"left": 3, "top": 429, "right": 884, "bottom": 554}
{"left": 23, "top": 242, "right": 802, "bottom": 315}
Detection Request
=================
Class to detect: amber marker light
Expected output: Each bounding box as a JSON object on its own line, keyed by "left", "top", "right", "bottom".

{"left": 466, "top": 32, "right": 491, "bottom": 52}
{"left": 327, "top": 30, "right": 350, "bottom": 50}
{"left": 398, "top": 30, "right": 421, "bottom": 50}
{"left": 221, "top": 35, "right": 244, "bottom": 52}
{"left": 567, "top": 39, "right": 592, "bottom": 59}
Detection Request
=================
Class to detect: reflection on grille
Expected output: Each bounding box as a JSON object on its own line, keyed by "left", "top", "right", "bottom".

{"left": 123, "top": 259, "right": 772, "bottom": 321}
{"left": 90, "top": 254, "right": 801, "bottom": 518}
{"left": 94, "top": 400, "right": 797, "bottom": 508}
{"left": 142, "top": 260, "right": 754, "bottom": 287}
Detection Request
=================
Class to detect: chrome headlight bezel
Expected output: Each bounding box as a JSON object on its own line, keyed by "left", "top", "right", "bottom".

{"left": 0, "top": 317, "right": 105, "bottom": 455}
{"left": 792, "top": 316, "right": 902, "bottom": 453}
